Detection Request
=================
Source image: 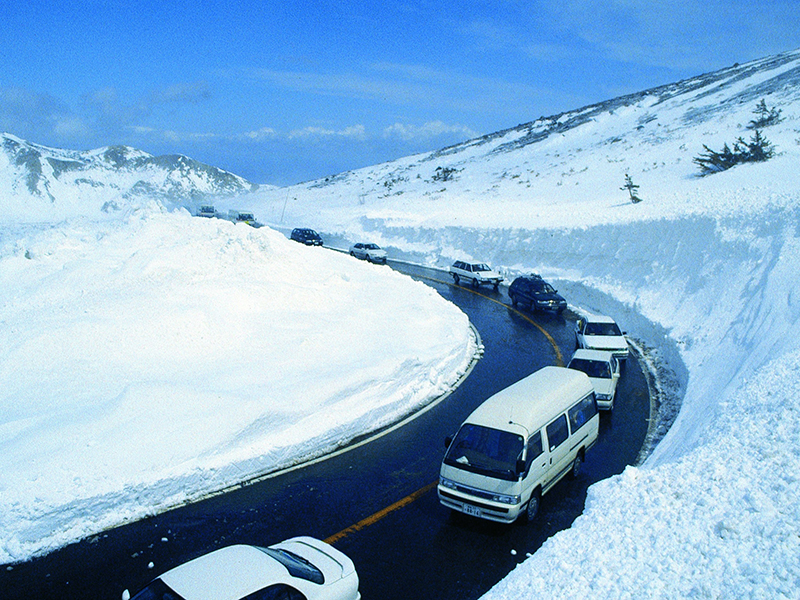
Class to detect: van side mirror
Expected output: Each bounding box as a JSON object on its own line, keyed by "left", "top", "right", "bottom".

{"left": 444, "top": 436, "right": 452, "bottom": 449}
{"left": 516, "top": 459, "right": 526, "bottom": 476}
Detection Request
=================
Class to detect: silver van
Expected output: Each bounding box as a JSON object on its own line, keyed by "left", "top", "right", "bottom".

{"left": 438, "top": 366, "right": 599, "bottom": 523}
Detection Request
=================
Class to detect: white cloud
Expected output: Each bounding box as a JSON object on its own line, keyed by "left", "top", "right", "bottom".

{"left": 383, "top": 121, "right": 478, "bottom": 142}
{"left": 288, "top": 124, "right": 366, "bottom": 141}
{"left": 241, "top": 127, "right": 278, "bottom": 141}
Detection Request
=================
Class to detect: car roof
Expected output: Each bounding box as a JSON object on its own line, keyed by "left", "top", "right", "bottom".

{"left": 583, "top": 313, "right": 617, "bottom": 323}
{"left": 465, "top": 367, "right": 593, "bottom": 434}
{"left": 570, "top": 348, "right": 615, "bottom": 362}
{"left": 160, "top": 545, "right": 290, "bottom": 600}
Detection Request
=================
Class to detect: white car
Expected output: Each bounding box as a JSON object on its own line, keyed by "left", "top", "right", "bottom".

{"left": 349, "top": 242, "right": 387, "bottom": 264}
{"left": 567, "top": 348, "right": 620, "bottom": 410}
{"left": 575, "top": 314, "right": 629, "bottom": 360}
{"left": 449, "top": 260, "right": 503, "bottom": 290}
{"left": 124, "top": 538, "right": 360, "bottom": 600}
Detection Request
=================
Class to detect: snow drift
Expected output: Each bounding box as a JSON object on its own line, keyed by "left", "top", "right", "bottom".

{"left": 0, "top": 208, "right": 476, "bottom": 563}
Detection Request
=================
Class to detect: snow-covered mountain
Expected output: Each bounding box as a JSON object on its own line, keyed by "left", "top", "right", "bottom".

{"left": 246, "top": 48, "right": 800, "bottom": 239}
{"left": 0, "top": 133, "right": 258, "bottom": 221}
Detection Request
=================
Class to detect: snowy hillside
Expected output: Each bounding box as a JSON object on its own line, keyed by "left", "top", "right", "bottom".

{"left": 2, "top": 45, "right": 800, "bottom": 598}
{"left": 234, "top": 48, "right": 799, "bottom": 598}
{"left": 0, "top": 133, "right": 259, "bottom": 222}
{"left": 246, "top": 49, "right": 800, "bottom": 235}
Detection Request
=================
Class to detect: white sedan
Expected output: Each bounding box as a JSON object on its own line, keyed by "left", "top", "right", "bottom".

{"left": 575, "top": 314, "right": 629, "bottom": 360}
{"left": 567, "top": 348, "right": 620, "bottom": 410}
{"left": 349, "top": 242, "right": 388, "bottom": 264}
{"left": 124, "top": 537, "right": 360, "bottom": 600}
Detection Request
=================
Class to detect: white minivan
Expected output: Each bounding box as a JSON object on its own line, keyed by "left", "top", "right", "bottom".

{"left": 438, "top": 366, "right": 599, "bottom": 523}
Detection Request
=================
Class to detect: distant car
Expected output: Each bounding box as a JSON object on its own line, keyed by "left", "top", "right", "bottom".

{"left": 196, "top": 205, "right": 216, "bottom": 218}
{"left": 508, "top": 274, "right": 567, "bottom": 314}
{"left": 228, "top": 210, "right": 263, "bottom": 228}
{"left": 349, "top": 242, "right": 387, "bottom": 264}
{"left": 124, "top": 538, "right": 360, "bottom": 600}
{"left": 449, "top": 260, "right": 503, "bottom": 290}
{"left": 291, "top": 228, "right": 324, "bottom": 246}
{"left": 567, "top": 348, "right": 620, "bottom": 410}
{"left": 575, "top": 314, "right": 629, "bottom": 360}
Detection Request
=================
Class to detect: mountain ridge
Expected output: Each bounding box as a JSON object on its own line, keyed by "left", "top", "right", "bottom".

{"left": 0, "top": 133, "right": 258, "bottom": 219}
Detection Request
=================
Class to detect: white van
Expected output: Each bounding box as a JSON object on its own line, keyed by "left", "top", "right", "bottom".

{"left": 438, "top": 366, "right": 599, "bottom": 523}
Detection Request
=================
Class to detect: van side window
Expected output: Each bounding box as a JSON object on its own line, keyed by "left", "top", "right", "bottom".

{"left": 525, "top": 430, "right": 543, "bottom": 469}
{"left": 568, "top": 393, "right": 598, "bottom": 434}
{"left": 546, "top": 415, "right": 569, "bottom": 451}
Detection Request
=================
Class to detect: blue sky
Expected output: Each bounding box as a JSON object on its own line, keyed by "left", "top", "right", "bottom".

{"left": 2, "top": 1, "right": 799, "bottom": 185}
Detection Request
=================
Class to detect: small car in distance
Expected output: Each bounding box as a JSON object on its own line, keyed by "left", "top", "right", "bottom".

{"left": 123, "top": 537, "right": 360, "bottom": 600}
{"left": 196, "top": 205, "right": 216, "bottom": 218}
{"left": 349, "top": 242, "right": 387, "bottom": 264}
{"left": 227, "top": 210, "right": 263, "bottom": 228}
{"left": 567, "top": 348, "right": 620, "bottom": 410}
{"left": 291, "top": 228, "right": 324, "bottom": 246}
{"left": 449, "top": 260, "right": 503, "bottom": 290}
{"left": 508, "top": 274, "right": 567, "bottom": 314}
{"left": 575, "top": 314, "right": 629, "bottom": 360}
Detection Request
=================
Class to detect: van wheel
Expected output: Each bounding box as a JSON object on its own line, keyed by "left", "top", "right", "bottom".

{"left": 453, "top": 274, "right": 460, "bottom": 284}
{"left": 524, "top": 491, "right": 541, "bottom": 522}
{"left": 570, "top": 455, "right": 582, "bottom": 479}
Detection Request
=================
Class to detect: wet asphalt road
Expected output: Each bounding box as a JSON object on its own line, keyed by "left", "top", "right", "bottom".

{"left": 1, "top": 262, "right": 650, "bottom": 600}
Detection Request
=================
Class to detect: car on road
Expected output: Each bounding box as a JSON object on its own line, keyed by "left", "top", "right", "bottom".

{"left": 124, "top": 537, "right": 361, "bottom": 600}
{"left": 196, "top": 205, "right": 216, "bottom": 218}
{"left": 575, "top": 314, "right": 629, "bottom": 360}
{"left": 508, "top": 274, "right": 567, "bottom": 314}
{"left": 349, "top": 242, "right": 388, "bottom": 264}
{"left": 567, "top": 348, "right": 620, "bottom": 410}
{"left": 449, "top": 260, "right": 503, "bottom": 290}
{"left": 228, "top": 210, "right": 263, "bottom": 228}
{"left": 291, "top": 228, "right": 324, "bottom": 246}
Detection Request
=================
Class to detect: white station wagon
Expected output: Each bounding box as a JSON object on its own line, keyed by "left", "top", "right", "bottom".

{"left": 575, "top": 314, "right": 629, "bottom": 360}
{"left": 567, "top": 348, "right": 620, "bottom": 410}
{"left": 449, "top": 260, "right": 503, "bottom": 290}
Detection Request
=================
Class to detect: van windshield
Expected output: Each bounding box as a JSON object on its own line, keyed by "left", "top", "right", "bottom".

{"left": 444, "top": 424, "right": 524, "bottom": 481}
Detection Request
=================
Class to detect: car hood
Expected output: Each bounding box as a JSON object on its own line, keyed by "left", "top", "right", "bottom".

{"left": 535, "top": 291, "right": 565, "bottom": 302}
{"left": 584, "top": 335, "right": 628, "bottom": 351}
{"left": 476, "top": 270, "right": 502, "bottom": 279}
{"left": 587, "top": 376, "right": 615, "bottom": 396}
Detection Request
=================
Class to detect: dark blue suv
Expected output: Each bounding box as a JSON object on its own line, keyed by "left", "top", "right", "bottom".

{"left": 290, "top": 228, "right": 323, "bottom": 246}
{"left": 508, "top": 274, "right": 567, "bottom": 314}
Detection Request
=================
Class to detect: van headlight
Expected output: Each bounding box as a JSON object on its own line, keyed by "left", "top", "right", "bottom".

{"left": 439, "top": 477, "right": 457, "bottom": 490}
{"left": 492, "top": 493, "right": 521, "bottom": 505}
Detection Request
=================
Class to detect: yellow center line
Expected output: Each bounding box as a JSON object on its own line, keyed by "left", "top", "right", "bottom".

{"left": 325, "top": 482, "right": 438, "bottom": 545}
{"left": 325, "top": 272, "right": 565, "bottom": 545}
{"left": 413, "top": 274, "right": 564, "bottom": 367}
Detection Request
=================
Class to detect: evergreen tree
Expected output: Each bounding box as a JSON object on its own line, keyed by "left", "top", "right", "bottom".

{"left": 748, "top": 99, "right": 783, "bottom": 129}
{"left": 621, "top": 173, "right": 642, "bottom": 203}
{"left": 694, "top": 130, "right": 775, "bottom": 176}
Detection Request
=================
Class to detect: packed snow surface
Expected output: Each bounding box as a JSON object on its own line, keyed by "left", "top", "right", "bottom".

{"left": 0, "top": 208, "right": 476, "bottom": 563}
{"left": 3, "top": 48, "right": 800, "bottom": 598}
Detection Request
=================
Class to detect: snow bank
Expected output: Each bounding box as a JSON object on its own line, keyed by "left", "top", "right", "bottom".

{"left": 0, "top": 208, "right": 476, "bottom": 563}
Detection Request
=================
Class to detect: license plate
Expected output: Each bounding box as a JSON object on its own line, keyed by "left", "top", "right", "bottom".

{"left": 463, "top": 504, "right": 482, "bottom": 517}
